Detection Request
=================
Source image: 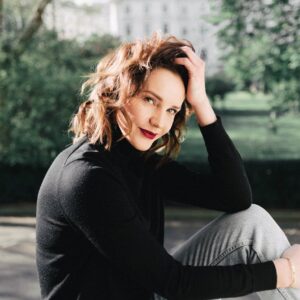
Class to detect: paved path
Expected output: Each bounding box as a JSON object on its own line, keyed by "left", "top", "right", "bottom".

{"left": 0, "top": 218, "right": 299, "bottom": 300}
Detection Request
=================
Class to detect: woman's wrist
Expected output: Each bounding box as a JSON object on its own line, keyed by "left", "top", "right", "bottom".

{"left": 284, "top": 257, "right": 296, "bottom": 288}
{"left": 273, "top": 258, "right": 294, "bottom": 288}
{"left": 192, "top": 98, "right": 217, "bottom": 127}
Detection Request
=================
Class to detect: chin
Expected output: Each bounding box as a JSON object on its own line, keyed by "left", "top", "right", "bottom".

{"left": 129, "top": 137, "right": 153, "bottom": 151}
{"left": 127, "top": 132, "right": 158, "bottom": 151}
{"left": 132, "top": 142, "right": 152, "bottom": 151}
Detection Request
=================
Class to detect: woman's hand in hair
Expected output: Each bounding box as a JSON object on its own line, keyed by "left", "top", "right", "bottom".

{"left": 174, "top": 46, "right": 208, "bottom": 107}
{"left": 174, "top": 46, "right": 217, "bottom": 127}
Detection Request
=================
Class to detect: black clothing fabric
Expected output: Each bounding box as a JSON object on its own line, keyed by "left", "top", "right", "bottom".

{"left": 36, "top": 116, "right": 277, "bottom": 299}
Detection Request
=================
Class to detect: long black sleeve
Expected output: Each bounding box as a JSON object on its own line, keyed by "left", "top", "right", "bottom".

{"left": 156, "top": 116, "right": 252, "bottom": 212}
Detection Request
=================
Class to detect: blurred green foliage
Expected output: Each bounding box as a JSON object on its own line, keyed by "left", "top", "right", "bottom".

{"left": 205, "top": 73, "right": 236, "bottom": 103}
{"left": 0, "top": 30, "right": 121, "bottom": 167}
{"left": 1, "top": 0, "right": 40, "bottom": 37}
{"left": 212, "top": 0, "right": 300, "bottom": 113}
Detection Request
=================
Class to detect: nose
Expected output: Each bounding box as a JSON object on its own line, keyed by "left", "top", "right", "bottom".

{"left": 149, "top": 110, "right": 164, "bottom": 130}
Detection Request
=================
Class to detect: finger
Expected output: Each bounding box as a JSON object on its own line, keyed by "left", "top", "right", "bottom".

{"left": 181, "top": 46, "right": 205, "bottom": 67}
{"left": 174, "top": 57, "right": 196, "bottom": 74}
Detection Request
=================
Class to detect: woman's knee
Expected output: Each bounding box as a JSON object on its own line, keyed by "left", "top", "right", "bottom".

{"left": 229, "top": 204, "right": 290, "bottom": 252}
{"left": 225, "top": 203, "right": 274, "bottom": 228}
{"left": 234, "top": 203, "right": 269, "bottom": 217}
{"left": 217, "top": 204, "right": 287, "bottom": 243}
{"left": 172, "top": 204, "right": 290, "bottom": 267}
{"left": 209, "top": 204, "right": 290, "bottom": 262}
{"left": 244, "top": 203, "right": 271, "bottom": 218}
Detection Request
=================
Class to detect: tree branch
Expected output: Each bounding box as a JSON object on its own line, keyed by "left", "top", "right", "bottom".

{"left": 12, "top": 0, "right": 53, "bottom": 57}
{"left": 0, "top": 0, "right": 3, "bottom": 35}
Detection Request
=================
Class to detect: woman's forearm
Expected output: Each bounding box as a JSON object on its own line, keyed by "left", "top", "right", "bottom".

{"left": 192, "top": 96, "right": 217, "bottom": 127}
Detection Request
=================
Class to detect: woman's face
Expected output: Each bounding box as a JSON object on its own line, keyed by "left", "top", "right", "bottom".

{"left": 117, "top": 67, "right": 186, "bottom": 151}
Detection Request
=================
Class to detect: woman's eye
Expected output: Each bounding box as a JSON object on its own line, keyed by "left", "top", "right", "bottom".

{"left": 144, "top": 97, "right": 155, "bottom": 105}
{"left": 143, "top": 96, "right": 177, "bottom": 115}
{"left": 168, "top": 109, "right": 178, "bottom": 115}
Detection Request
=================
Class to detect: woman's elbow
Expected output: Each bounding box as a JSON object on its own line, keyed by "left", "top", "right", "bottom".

{"left": 227, "top": 189, "right": 253, "bottom": 213}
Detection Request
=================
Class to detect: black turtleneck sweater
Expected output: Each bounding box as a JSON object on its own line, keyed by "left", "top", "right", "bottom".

{"left": 36, "top": 116, "right": 277, "bottom": 300}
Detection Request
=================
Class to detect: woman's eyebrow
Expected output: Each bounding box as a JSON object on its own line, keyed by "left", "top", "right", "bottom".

{"left": 143, "top": 90, "right": 181, "bottom": 109}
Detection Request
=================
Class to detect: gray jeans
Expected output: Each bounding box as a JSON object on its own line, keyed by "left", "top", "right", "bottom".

{"left": 154, "top": 204, "right": 300, "bottom": 300}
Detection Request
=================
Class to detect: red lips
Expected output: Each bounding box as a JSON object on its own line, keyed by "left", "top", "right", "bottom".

{"left": 140, "top": 128, "right": 157, "bottom": 139}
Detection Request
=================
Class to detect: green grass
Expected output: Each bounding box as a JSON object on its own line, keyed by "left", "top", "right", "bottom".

{"left": 214, "top": 91, "right": 272, "bottom": 111}
{"left": 178, "top": 91, "right": 300, "bottom": 162}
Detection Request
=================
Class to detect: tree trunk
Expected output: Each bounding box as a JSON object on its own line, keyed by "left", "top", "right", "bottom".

{"left": 0, "top": 0, "right": 3, "bottom": 35}
{"left": 13, "top": 0, "right": 53, "bottom": 57}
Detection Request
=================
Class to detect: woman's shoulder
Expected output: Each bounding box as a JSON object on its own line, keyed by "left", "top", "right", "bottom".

{"left": 60, "top": 136, "right": 111, "bottom": 167}
{"left": 44, "top": 136, "right": 117, "bottom": 183}
{"left": 53, "top": 137, "right": 123, "bottom": 191}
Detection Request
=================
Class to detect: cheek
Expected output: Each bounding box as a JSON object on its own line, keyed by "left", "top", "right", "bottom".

{"left": 129, "top": 104, "right": 151, "bottom": 123}
{"left": 162, "top": 117, "right": 175, "bottom": 134}
{"left": 167, "top": 121, "right": 174, "bottom": 132}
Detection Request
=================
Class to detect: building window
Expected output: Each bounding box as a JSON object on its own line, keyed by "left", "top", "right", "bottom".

{"left": 182, "top": 6, "right": 187, "bottom": 14}
{"left": 126, "top": 24, "right": 131, "bottom": 36}
{"left": 144, "top": 4, "right": 149, "bottom": 14}
{"left": 163, "top": 23, "right": 168, "bottom": 33}
{"left": 162, "top": 4, "right": 167, "bottom": 13}
{"left": 182, "top": 27, "right": 188, "bottom": 36}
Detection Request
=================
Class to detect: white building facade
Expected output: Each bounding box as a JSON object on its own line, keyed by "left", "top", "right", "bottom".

{"left": 44, "top": 0, "right": 223, "bottom": 74}
{"left": 44, "top": 1, "right": 111, "bottom": 41}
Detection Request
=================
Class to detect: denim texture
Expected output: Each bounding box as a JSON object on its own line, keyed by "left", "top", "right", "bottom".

{"left": 154, "top": 204, "right": 300, "bottom": 300}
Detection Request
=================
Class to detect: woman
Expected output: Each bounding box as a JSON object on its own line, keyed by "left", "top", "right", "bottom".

{"left": 36, "top": 33, "right": 300, "bottom": 299}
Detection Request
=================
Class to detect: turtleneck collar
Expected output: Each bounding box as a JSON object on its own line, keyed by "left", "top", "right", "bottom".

{"left": 110, "top": 123, "right": 146, "bottom": 162}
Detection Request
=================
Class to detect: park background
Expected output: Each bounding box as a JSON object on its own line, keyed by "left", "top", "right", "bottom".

{"left": 0, "top": 0, "right": 300, "bottom": 299}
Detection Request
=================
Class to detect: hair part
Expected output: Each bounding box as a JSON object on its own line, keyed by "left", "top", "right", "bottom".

{"left": 69, "top": 31, "right": 195, "bottom": 168}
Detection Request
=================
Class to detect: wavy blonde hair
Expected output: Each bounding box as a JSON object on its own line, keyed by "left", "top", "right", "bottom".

{"left": 69, "top": 32, "right": 195, "bottom": 166}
